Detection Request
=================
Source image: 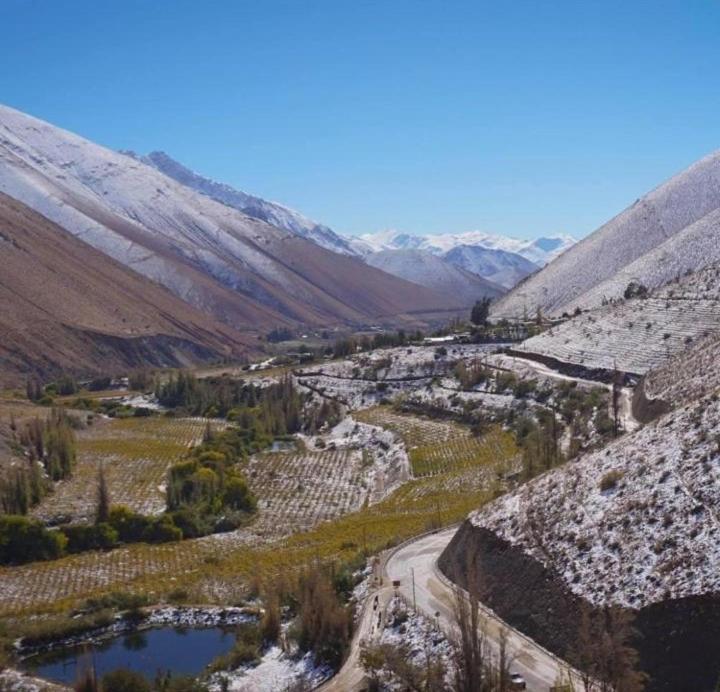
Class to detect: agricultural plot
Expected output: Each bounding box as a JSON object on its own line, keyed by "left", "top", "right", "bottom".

{"left": 353, "top": 407, "right": 514, "bottom": 478}
{"left": 32, "top": 416, "right": 212, "bottom": 523}
{"left": 515, "top": 264, "right": 720, "bottom": 375}
{"left": 243, "top": 448, "right": 369, "bottom": 537}
{"left": 0, "top": 421, "right": 518, "bottom": 616}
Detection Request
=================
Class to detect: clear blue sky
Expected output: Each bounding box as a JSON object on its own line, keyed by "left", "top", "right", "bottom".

{"left": 2, "top": 1, "right": 719, "bottom": 239}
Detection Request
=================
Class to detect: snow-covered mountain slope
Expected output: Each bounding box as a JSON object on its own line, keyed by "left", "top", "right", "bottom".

{"left": 138, "top": 150, "right": 358, "bottom": 257}
{"left": 493, "top": 150, "right": 720, "bottom": 318}
{"left": 443, "top": 244, "right": 538, "bottom": 289}
{"left": 472, "top": 386, "right": 720, "bottom": 609}
{"left": 365, "top": 249, "right": 504, "bottom": 306}
{"left": 357, "top": 229, "right": 575, "bottom": 266}
{"left": 0, "top": 192, "right": 253, "bottom": 386}
{"left": 513, "top": 262, "right": 720, "bottom": 376}
{"left": 0, "top": 104, "right": 455, "bottom": 329}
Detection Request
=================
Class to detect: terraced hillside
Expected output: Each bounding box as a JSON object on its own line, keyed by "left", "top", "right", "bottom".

{"left": 354, "top": 407, "right": 517, "bottom": 477}
{"left": 513, "top": 263, "right": 720, "bottom": 375}
{"left": 0, "top": 409, "right": 517, "bottom": 616}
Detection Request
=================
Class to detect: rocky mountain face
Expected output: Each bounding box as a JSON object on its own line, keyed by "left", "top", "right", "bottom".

{"left": 0, "top": 193, "right": 254, "bottom": 386}
{"left": 365, "top": 248, "right": 504, "bottom": 306}
{"left": 493, "top": 150, "right": 720, "bottom": 318}
{"left": 0, "top": 104, "right": 457, "bottom": 333}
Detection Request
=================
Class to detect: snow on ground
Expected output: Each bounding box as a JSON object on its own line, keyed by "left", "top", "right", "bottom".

{"left": 513, "top": 263, "right": 720, "bottom": 375}
{"left": 0, "top": 670, "right": 67, "bottom": 692}
{"left": 296, "top": 344, "right": 507, "bottom": 409}
{"left": 472, "top": 391, "right": 720, "bottom": 609}
{"left": 304, "top": 416, "right": 411, "bottom": 501}
{"left": 371, "top": 595, "right": 452, "bottom": 690}
{"left": 208, "top": 646, "right": 332, "bottom": 692}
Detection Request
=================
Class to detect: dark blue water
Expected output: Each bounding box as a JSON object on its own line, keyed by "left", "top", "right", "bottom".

{"left": 27, "top": 626, "right": 236, "bottom": 684}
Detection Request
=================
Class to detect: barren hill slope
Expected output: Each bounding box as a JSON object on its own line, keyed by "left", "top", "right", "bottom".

{"left": 493, "top": 150, "right": 720, "bottom": 318}
{"left": 0, "top": 193, "right": 255, "bottom": 386}
{"left": 441, "top": 327, "right": 720, "bottom": 691}
{"left": 0, "top": 104, "right": 454, "bottom": 329}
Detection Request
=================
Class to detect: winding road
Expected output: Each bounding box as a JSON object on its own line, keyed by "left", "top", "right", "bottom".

{"left": 320, "top": 527, "right": 583, "bottom": 692}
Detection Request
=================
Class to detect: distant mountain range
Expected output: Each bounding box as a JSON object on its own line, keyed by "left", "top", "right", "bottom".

{"left": 0, "top": 104, "right": 466, "bottom": 382}
{"left": 353, "top": 229, "right": 576, "bottom": 267}
{"left": 136, "top": 149, "right": 573, "bottom": 293}
{"left": 140, "top": 150, "right": 575, "bottom": 291}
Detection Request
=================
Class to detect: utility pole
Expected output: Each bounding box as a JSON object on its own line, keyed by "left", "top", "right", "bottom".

{"left": 411, "top": 567, "right": 417, "bottom": 612}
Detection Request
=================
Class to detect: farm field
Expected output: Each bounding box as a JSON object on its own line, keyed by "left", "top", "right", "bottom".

{"left": 0, "top": 420, "right": 517, "bottom": 617}
{"left": 32, "top": 416, "right": 213, "bottom": 524}
{"left": 354, "top": 407, "right": 515, "bottom": 477}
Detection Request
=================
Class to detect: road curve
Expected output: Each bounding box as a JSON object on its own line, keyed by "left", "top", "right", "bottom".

{"left": 320, "top": 526, "right": 583, "bottom": 692}
{"left": 385, "top": 527, "right": 583, "bottom": 692}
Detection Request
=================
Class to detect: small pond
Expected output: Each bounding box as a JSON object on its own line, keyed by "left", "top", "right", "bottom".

{"left": 26, "top": 626, "right": 236, "bottom": 685}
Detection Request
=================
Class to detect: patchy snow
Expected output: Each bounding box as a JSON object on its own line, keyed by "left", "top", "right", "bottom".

{"left": 514, "top": 263, "right": 720, "bottom": 375}
{"left": 208, "top": 646, "right": 332, "bottom": 692}
{"left": 370, "top": 595, "right": 453, "bottom": 690}
{"left": 472, "top": 390, "right": 720, "bottom": 609}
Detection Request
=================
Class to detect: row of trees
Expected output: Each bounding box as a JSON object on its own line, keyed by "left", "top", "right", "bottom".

{"left": 0, "top": 409, "right": 79, "bottom": 516}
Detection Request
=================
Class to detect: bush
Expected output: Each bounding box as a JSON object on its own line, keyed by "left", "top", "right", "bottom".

{"left": 101, "top": 669, "right": 151, "bottom": 692}
{"left": 62, "top": 523, "right": 118, "bottom": 553}
{"left": 0, "top": 515, "right": 67, "bottom": 565}
{"left": 600, "top": 470, "right": 624, "bottom": 492}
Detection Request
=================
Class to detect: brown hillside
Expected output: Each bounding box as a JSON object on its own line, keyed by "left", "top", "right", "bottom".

{"left": 0, "top": 193, "right": 256, "bottom": 386}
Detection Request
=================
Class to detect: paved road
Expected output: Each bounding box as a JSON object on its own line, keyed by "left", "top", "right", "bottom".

{"left": 320, "top": 527, "right": 583, "bottom": 691}
{"left": 385, "top": 528, "right": 582, "bottom": 692}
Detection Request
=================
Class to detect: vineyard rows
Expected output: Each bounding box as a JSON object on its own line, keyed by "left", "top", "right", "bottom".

{"left": 32, "top": 417, "right": 213, "bottom": 524}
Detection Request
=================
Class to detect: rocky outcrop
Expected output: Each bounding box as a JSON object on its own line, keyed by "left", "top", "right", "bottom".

{"left": 439, "top": 521, "right": 720, "bottom": 692}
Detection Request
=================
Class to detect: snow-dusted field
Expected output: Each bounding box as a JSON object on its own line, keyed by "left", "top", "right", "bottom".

{"left": 32, "top": 417, "right": 214, "bottom": 524}
{"left": 514, "top": 264, "right": 720, "bottom": 375}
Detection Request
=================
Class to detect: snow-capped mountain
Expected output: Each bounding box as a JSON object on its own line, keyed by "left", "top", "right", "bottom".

{"left": 0, "top": 104, "right": 454, "bottom": 332}
{"left": 365, "top": 249, "right": 504, "bottom": 305}
{"left": 128, "top": 150, "right": 554, "bottom": 291}
{"left": 356, "top": 229, "right": 576, "bottom": 267}
{"left": 138, "top": 151, "right": 358, "bottom": 257}
{"left": 442, "top": 245, "right": 539, "bottom": 289}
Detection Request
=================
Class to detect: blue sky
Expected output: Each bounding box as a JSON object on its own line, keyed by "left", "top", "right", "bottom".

{"left": 2, "top": 1, "right": 719, "bottom": 239}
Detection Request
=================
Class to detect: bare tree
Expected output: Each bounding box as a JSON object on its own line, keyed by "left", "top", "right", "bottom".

{"left": 96, "top": 462, "right": 110, "bottom": 524}
{"left": 572, "top": 602, "right": 646, "bottom": 692}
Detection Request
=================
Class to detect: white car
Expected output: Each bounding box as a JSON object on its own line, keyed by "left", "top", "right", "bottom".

{"left": 510, "top": 672, "right": 527, "bottom": 690}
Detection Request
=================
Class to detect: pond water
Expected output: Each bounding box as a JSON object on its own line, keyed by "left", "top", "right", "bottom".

{"left": 27, "top": 626, "right": 236, "bottom": 685}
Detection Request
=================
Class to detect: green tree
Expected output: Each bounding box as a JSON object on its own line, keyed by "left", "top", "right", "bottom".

{"left": 470, "top": 297, "right": 492, "bottom": 326}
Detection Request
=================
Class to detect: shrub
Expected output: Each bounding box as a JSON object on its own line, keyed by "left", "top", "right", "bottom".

{"left": 62, "top": 523, "right": 118, "bottom": 553}
{"left": 101, "top": 669, "right": 151, "bottom": 692}
{"left": 0, "top": 515, "right": 67, "bottom": 564}
{"left": 600, "top": 470, "right": 624, "bottom": 492}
